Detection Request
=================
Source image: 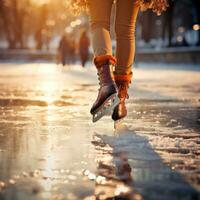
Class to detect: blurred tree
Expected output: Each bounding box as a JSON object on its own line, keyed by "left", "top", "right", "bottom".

{"left": 0, "top": 0, "right": 29, "bottom": 48}
{"left": 141, "top": 10, "right": 154, "bottom": 43}
{"left": 35, "top": 4, "right": 48, "bottom": 50}
{"left": 192, "top": 0, "right": 200, "bottom": 46}
{"left": 0, "top": 0, "right": 15, "bottom": 48}
{"left": 174, "top": 0, "right": 199, "bottom": 46}
{"left": 12, "top": 0, "right": 29, "bottom": 48}
{"left": 162, "top": 0, "right": 200, "bottom": 47}
{"left": 162, "top": 0, "right": 175, "bottom": 47}
{"left": 0, "top": 0, "right": 101, "bottom": 50}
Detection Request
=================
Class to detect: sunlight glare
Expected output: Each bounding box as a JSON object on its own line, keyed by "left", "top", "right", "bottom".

{"left": 39, "top": 81, "right": 59, "bottom": 104}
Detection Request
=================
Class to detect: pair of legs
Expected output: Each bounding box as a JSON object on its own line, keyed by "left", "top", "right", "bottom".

{"left": 88, "top": 0, "right": 139, "bottom": 74}
{"left": 88, "top": 0, "right": 139, "bottom": 122}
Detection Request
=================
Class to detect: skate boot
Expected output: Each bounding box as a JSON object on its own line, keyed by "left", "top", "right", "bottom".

{"left": 90, "top": 55, "right": 120, "bottom": 122}
{"left": 112, "top": 73, "right": 132, "bottom": 122}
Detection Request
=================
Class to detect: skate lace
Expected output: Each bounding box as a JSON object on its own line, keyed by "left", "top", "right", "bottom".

{"left": 97, "top": 72, "right": 102, "bottom": 89}
{"left": 97, "top": 66, "right": 112, "bottom": 89}
{"left": 97, "top": 72, "right": 106, "bottom": 92}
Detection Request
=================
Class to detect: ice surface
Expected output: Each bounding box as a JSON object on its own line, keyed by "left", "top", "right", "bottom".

{"left": 0, "top": 62, "right": 199, "bottom": 200}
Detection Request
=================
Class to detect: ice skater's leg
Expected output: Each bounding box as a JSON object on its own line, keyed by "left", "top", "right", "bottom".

{"left": 112, "top": 73, "right": 132, "bottom": 121}
{"left": 115, "top": 0, "right": 139, "bottom": 71}
{"left": 88, "top": 0, "right": 120, "bottom": 122}
{"left": 88, "top": 0, "right": 113, "bottom": 56}
{"left": 112, "top": 0, "right": 139, "bottom": 121}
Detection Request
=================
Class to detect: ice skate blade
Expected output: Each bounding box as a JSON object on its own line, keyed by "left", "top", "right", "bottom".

{"left": 92, "top": 93, "right": 120, "bottom": 123}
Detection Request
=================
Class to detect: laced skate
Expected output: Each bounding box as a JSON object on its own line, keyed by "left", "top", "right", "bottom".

{"left": 90, "top": 56, "right": 120, "bottom": 122}
{"left": 112, "top": 73, "right": 132, "bottom": 126}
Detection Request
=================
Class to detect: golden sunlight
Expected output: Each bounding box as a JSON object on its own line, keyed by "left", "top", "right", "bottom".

{"left": 36, "top": 64, "right": 61, "bottom": 104}
{"left": 31, "top": 0, "right": 50, "bottom": 5}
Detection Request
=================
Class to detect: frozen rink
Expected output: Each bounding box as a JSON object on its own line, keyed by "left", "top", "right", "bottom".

{"left": 0, "top": 62, "right": 199, "bottom": 200}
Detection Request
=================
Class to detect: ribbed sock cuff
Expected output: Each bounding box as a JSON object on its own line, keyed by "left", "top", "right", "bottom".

{"left": 114, "top": 72, "right": 133, "bottom": 83}
{"left": 94, "top": 55, "right": 116, "bottom": 68}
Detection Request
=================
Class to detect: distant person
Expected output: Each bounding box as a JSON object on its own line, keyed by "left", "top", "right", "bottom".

{"left": 69, "top": 38, "right": 76, "bottom": 64}
{"left": 43, "top": 30, "right": 51, "bottom": 50}
{"left": 79, "top": 31, "right": 90, "bottom": 67}
{"left": 58, "top": 34, "right": 71, "bottom": 66}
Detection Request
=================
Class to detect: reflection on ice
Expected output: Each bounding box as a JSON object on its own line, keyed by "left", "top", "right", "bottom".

{"left": 82, "top": 132, "right": 143, "bottom": 200}
{"left": 90, "top": 128, "right": 199, "bottom": 200}
{"left": 38, "top": 79, "right": 65, "bottom": 104}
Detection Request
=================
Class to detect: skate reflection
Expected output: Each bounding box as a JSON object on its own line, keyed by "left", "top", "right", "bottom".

{"left": 91, "top": 132, "right": 143, "bottom": 200}
{"left": 90, "top": 124, "right": 199, "bottom": 200}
